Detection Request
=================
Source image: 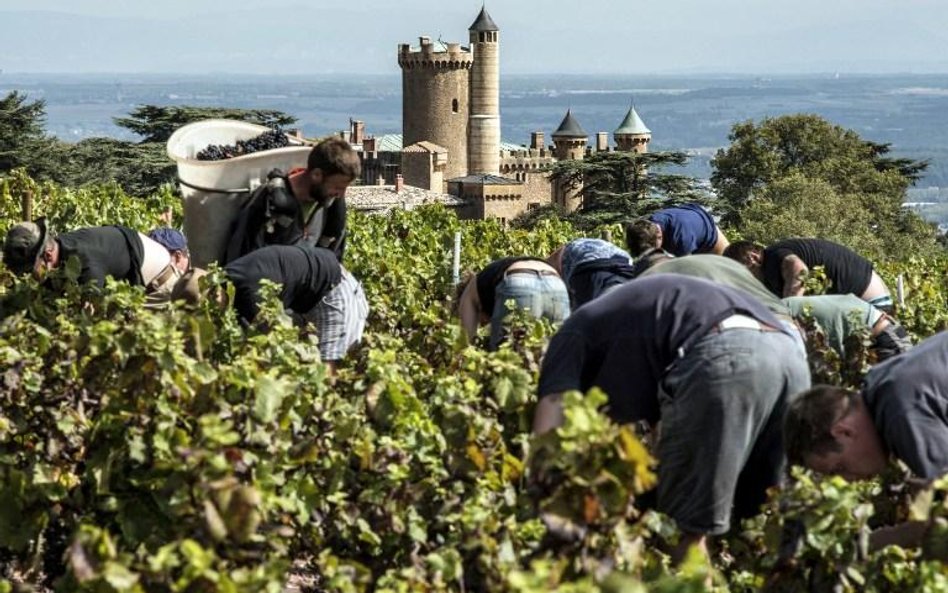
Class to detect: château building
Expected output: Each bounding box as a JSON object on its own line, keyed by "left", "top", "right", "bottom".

{"left": 346, "top": 7, "right": 653, "bottom": 222}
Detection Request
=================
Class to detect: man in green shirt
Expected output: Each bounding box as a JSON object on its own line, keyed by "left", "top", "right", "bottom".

{"left": 783, "top": 295, "right": 912, "bottom": 361}
{"left": 638, "top": 252, "right": 805, "bottom": 352}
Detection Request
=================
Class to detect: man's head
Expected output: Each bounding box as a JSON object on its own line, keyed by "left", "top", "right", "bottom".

{"left": 723, "top": 240, "right": 764, "bottom": 276}
{"left": 3, "top": 218, "right": 57, "bottom": 277}
{"left": 306, "top": 138, "right": 361, "bottom": 203}
{"left": 148, "top": 227, "right": 190, "bottom": 273}
{"left": 784, "top": 385, "right": 888, "bottom": 480}
{"left": 624, "top": 219, "right": 662, "bottom": 257}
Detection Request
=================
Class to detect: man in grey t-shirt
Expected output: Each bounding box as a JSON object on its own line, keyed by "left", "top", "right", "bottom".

{"left": 785, "top": 331, "right": 948, "bottom": 481}
{"left": 535, "top": 275, "right": 810, "bottom": 561}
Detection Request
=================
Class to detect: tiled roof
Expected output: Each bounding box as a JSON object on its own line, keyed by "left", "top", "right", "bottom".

{"left": 469, "top": 7, "right": 499, "bottom": 32}
{"left": 614, "top": 106, "right": 651, "bottom": 136}
{"left": 551, "top": 109, "right": 587, "bottom": 139}
{"left": 347, "top": 184, "right": 466, "bottom": 213}
{"left": 447, "top": 173, "right": 521, "bottom": 185}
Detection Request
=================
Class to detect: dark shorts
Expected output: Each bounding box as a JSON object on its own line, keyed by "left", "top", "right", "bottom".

{"left": 656, "top": 325, "right": 811, "bottom": 535}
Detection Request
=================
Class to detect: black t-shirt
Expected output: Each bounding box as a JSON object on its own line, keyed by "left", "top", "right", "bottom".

{"left": 863, "top": 331, "right": 948, "bottom": 479}
{"left": 762, "top": 238, "right": 873, "bottom": 296}
{"left": 569, "top": 256, "right": 637, "bottom": 309}
{"left": 475, "top": 256, "right": 548, "bottom": 314}
{"left": 225, "top": 171, "right": 348, "bottom": 265}
{"left": 224, "top": 244, "right": 341, "bottom": 323}
{"left": 57, "top": 226, "right": 145, "bottom": 287}
{"left": 538, "top": 274, "right": 786, "bottom": 424}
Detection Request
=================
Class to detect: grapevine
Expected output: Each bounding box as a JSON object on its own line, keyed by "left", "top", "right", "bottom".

{"left": 1, "top": 173, "right": 947, "bottom": 592}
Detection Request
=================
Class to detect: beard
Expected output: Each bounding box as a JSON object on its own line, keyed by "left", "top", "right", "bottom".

{"left": 309, "top": 181, "right": 328, "bottom": 203}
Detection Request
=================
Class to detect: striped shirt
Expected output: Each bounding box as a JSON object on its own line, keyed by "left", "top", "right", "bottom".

{"left": 303, "top": 267, "right": 369, "bottom": 361}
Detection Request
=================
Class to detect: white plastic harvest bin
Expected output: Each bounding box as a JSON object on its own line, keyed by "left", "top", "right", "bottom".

{"left": 166, "top": 119, "right": 311, "bottom": 267}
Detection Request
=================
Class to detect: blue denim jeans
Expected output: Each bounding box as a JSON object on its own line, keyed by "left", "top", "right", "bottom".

{"left": 489, "top": 272, "right": 570, "bottom": 350}
{"left": 656, "top": 327, "right": 811, "bottom": 535}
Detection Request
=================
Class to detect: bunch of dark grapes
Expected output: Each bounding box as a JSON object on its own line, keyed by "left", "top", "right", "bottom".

{"left": 196, "top": 129, "right": 291, "bottom": 161}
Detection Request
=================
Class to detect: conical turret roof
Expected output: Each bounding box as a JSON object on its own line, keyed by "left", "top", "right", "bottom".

{"left": 614, "top": 106, "right": 651, "bottom": 136}
{"left": 551, "top": 109, "right": 588, "bottom": 139}
{"left": 469, "top": 6, "right": 499, "bottom": 32}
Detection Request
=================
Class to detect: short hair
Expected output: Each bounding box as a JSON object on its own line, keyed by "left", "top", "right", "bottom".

{"left": 624, "top": 219, "right": 660, "bottom": 256}
{"left": 784, "top": 385, "right": 855, "bottom": 467}
{"left": 308, "top": 138, "right": 361, "bottom": 180}
{"left": 723, "top": 240, "right": 763, "bottom": 265}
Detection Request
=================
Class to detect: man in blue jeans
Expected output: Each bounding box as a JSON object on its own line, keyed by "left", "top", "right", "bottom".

{"left": 456, "top": 256, "right": 570, "bottom": 350}
{"left": 534, "top": 275, "right": 811, "bottom": 560}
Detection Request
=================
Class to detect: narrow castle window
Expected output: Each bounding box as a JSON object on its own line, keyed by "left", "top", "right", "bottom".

{"left": 452, "top": 98, "right": 459, "bottom": 113}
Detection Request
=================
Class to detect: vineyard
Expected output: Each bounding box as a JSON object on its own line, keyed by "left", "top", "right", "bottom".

{"left": 1, "top": 171, "right": 948, "bottom": 592}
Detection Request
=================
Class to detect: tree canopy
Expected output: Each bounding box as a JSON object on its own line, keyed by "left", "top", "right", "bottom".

{"left": 531, "top": 150, "right": 711, "bottom": 230}
{"left": 114, "top": 105, "right": 298, "bottom": 143}
{"left": 710, "top": 114, "right": 929, "bottom": 221}
{"left": 0, "top": 91, "right": 60, "bottom": 179}
{"left": 711, "top": 114, "right": 941, "bottom": 259}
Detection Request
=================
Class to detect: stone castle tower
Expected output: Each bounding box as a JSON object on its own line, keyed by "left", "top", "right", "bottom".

{"left": 551, "top": 109, "right": 588, "bottom": 211}
{"left": 393, "top": 7, "right": 653, "bottom": 219}
{"left": 398, "top": 7, "right": 501, "bottom": 184}
{"left": 398, "top": 37, "right": 473, "bottom": 182}
{"left": 613, "top": 106, "right": 651, "bottom": 153}
{"left": 467, "top": 7, "right": 501, "bottom": 175}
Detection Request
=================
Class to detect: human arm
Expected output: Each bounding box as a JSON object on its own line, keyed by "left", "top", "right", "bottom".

{"left": 319, "top": 199, "right": 347, "bottom": 260}
{"left": 533, "top": 392, "right": 565, "bottom": 435}
{"left": 534, "top": 330, "right": 588, "bottom": 434}
{"left": 457, "top": 275, "right": 483, "bottom": 342}
{"left": 781, "top": 254, "right": 809, "bottom": 297}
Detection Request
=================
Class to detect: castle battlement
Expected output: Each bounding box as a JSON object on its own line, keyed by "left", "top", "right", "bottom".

{"left": 499, "top": 149, "right": 555, "bottom": 166}
{"left": 398, "top": 38, "right": 474, "bottom": 69}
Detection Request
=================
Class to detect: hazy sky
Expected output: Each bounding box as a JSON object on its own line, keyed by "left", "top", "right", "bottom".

{"left": 3, "top": 0, "right": 948, "bottom": 75}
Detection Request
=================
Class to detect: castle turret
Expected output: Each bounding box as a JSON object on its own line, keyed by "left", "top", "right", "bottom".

{"left": 551, "top": 109, "right": 588, "bottom": 160}
{"left": 613, "top": 106, "right": 651, "bottom": 153}
{"left": 551, "top": 109, "right": 588, "bottom": 212}
{"left": 399, "top": 36, "right": 474, "bottom": 183}
{"left": 467, "top": 7, "right": 501, "bottom": 175}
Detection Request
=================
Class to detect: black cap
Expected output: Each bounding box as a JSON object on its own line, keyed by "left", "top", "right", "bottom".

{"left": 3, "top": 217, "right": 49, "bottom": 274}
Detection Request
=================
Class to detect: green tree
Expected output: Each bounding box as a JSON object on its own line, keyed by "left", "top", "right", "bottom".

{"left": 0, "top": 91, "right": 60, "bottom": 178}
{"left": 58, "top": 138, "right": 176, "bottom": 197}
{"left": 114, "top": 105, "right": 298, "bottom": 143}
{"left": 535, "top": 150, "right": 711, "bottom": 230}
{"left": 710, "top": 114, "right": 928, "bottom": 221}
{"left": 711, "top": 114, "right": 941, "bottom": 258}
